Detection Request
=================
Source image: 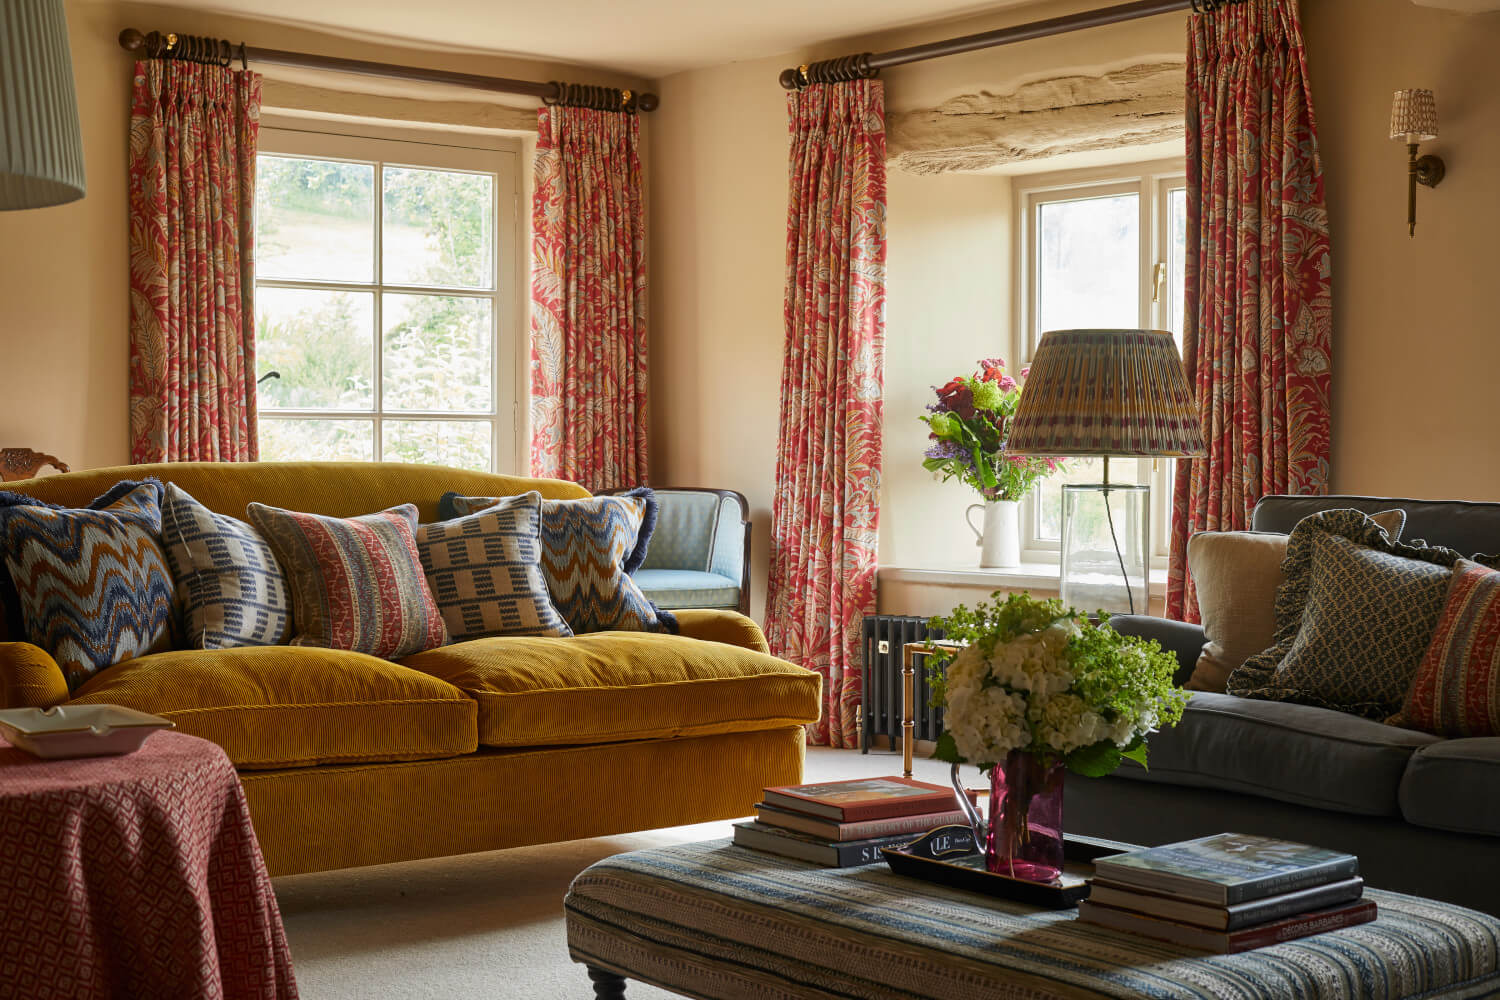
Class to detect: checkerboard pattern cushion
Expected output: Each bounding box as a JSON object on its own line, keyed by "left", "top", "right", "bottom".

{"left": 416, "top": 492, "right": 571, "bottom": 642}
{"left": 247, "top": 502, "right": 447, "bottom": 659}
{"left": 160, "top": 484, "right": 291, "bottom": 650}
{"left": 1227, "top": 509, "right": 1497, "bottom": 720}
{"left": 0, "top": 480, "right": 175, "bottom": 689}
{"left": 441, "top": 490, "right": 676, "bottom": 635}
{"left": 1398, "top": 559, "right": 1500, "bottom": 737}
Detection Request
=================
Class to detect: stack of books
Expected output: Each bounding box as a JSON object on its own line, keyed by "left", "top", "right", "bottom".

{"left": 1078, "top": 832, "right": 1374, "bottom": 953}
{"left": 732, "top": 776, "right": 977, "bottom": 867}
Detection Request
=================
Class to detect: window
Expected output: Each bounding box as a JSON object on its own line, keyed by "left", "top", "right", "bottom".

{"left": 253, "top": 123, "right": 523, "bottom": 472}
{"left": 1015, "top": 162, "right": 1188, "bottom": 562}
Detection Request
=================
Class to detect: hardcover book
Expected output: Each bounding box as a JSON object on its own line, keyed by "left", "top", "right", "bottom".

{"left": 1086, "top": 877, "right": 1365, "bottom": 931}
{"left": 760, "top": 776, "right": 966, "bottom": 823}
{"left": 1077, "top": 898, "right": 1377, "bottom": 953}
{"left": 1089, "top": 833, "right": 1360, "bottom": 905}
{"left": 754, "top": 800, "right": 978, "bottom": 842}
{"left": 731, "top": 820, "right": 975, "bottom": 868}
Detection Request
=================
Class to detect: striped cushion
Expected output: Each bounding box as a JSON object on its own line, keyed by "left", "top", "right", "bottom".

{"left": 161, "top": 483, "right": 291, "bottom": 649}
{"left": 443, "top": 490, "right": 676, "bottom": 634}
{"left": 416, "top": 492, "right": 571, "bottom": 641}
{"left": 1400, "top": 560, "right": 1500, "bottom": 737}
{"left": 0, "top": 480, "right": 175, "bottom": 690}
{"left": 247, "top": 502, "right": 447, "bottom": 659}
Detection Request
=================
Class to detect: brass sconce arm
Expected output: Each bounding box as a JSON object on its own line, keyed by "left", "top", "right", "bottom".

{"left": 1406, "top": 143, "right": 1446, "bottom": 237}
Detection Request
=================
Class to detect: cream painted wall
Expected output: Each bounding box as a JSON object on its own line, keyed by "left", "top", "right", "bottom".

{"left": 0, "top": 0, "right": 644, "bottom": 473}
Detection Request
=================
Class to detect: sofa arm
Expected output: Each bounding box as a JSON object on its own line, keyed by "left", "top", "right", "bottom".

{"left": 1106, "top": 615, "right": 1205, "bottom": 687}
{"left": 0, "top": 642, "right": 70, "bottom": 709}
{"left": 673, "top": 609, "right": 770, "bottom": 654}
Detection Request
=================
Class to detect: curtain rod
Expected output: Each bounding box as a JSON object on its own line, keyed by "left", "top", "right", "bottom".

{"left": 778, "top": 0, "right": 1243, "bottom": 89}
{"left": 118, "top": 28, "right": 659, "bottom": 113}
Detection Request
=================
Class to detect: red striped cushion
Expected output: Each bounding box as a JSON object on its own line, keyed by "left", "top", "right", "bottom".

{"left": 1400, "top": 559, "right": 1500, "bottom": 737}
{"left": 247, "top": 503, "right": 447, "bottom": 660}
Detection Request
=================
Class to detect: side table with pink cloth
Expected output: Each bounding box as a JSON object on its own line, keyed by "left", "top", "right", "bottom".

{"left": 0, "top": 730, "right": 298, "bottom": 999}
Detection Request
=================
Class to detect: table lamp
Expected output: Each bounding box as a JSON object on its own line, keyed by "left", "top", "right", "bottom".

{"left": 1006, "top": 329, "right": 1205, "bottom": 614}
{"left": 0, "top": 0, "right": 86, "bottom": 210}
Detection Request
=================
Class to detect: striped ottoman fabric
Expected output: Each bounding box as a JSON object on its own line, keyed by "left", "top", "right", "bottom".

{"left": 565, "top": 841, "right": 1500, "bottom": 1000}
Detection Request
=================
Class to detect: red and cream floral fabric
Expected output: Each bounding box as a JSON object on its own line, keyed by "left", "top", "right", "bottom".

{"left": 529, "top": 106, "right": 648, "bottom": 493}
{"left": 1167, "top": 0, "right": 1332, "bottom": 623}
{"left": 765, "top": 80, "right": 887, "bottom": 749}
{"left": 128, "top": 60, "right": 262, "bottom": 464}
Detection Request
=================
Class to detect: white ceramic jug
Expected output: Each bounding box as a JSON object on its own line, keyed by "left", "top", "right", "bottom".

{"left": 965, "top": 499, "right": 1021, "bottom": 569}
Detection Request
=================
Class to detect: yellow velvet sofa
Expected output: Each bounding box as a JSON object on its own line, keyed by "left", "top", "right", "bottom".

{"left": 0, "top": 462, "right": 821, "bottom": 876}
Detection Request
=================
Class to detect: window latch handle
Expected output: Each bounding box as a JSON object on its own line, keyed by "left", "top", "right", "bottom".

{"left": 1151, "top": 261, "right": 1167, "bottom": 304}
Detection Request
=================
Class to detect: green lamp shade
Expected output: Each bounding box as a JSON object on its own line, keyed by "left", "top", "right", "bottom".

{"left": 0, "top": 0, "right": 86, "bottom": 210}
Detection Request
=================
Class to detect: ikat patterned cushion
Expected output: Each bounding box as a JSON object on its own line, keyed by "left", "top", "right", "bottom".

{"left": 415, "top": 492, "right": 571, "bottom": 642}
{"left": 160, "top": 483, "right": 292, "bottom": 650}
{"left": 0, "top": 480, "right": 176, "bottom": 690}
{"left": 247, "top": 502, "right": 448, "bottom": 659}
{"left": 1227, "top": 508, "right": 1499, "bottom": 720}
{"left": 1397, "top": 560, "right": 1500, "bottom": 738}
{"left": 440, "top": 489, "right": 677, "bottom": 635}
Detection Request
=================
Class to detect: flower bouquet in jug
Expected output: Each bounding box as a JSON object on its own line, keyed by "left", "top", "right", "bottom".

{"left": 927, "top": 592, "right": 1189, "bottom": 883}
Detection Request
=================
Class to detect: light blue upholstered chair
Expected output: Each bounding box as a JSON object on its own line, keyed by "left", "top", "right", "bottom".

{"left": 632, "top": 489, "right": 750, "bottom": 616}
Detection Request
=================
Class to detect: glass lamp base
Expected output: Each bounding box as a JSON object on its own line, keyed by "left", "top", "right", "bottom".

{"left": 1060, "top": 482, "right": 1149, "bottom": 615}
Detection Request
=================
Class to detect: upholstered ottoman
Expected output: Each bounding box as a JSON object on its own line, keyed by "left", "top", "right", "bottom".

{"left": 565, "top": 840, "right": 1500, "bottom": 999}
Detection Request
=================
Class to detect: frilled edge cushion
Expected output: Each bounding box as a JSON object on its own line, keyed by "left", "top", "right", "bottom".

{"left": 69, "top": 645, "right": 477, "bottom": 769}
{"left": 1226, "top": 509, "right": 1497, "bottom": 719}
{"left": 1399, "top": 738, "right": 1500, "bottom": 837}
{"left": 1113, "top": 691, "right": 1440, "bottom": 816}
{"left": 401, "top": 632, "right": 820, "bottom": 748}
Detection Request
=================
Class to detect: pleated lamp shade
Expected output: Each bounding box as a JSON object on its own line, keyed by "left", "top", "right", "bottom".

{"left": 0, "top": 0, "right": 86, "bottom": 210}
{"left": 1007, "top": 329, "right": 1206, "bottom": 458}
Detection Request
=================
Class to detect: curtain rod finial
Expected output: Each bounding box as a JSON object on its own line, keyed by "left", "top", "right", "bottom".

{"left": 637, "top": 92, "right": 660, "bottom": 112}
{"left": 119, "top": 28, "right": 145, "bottom": 51}
{"left": 777, "top": 67, "right": 801, "bottom": 91}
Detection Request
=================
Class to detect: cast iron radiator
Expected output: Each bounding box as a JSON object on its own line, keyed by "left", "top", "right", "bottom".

{"left": 860, "top": 614, "right": 945, "bottom": 755}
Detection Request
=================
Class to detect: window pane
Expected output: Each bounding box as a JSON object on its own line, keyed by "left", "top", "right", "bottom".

{"left": 382, "top": 167, "right": 494, "bottom": 289}
{"left": 1036, "top": 458, "right": 1142, "bottom": 542}
{"left": 259, "top": 418, "right": 374, "bottom": 462}
{"left": 381, "top": 294, "right": 493, "bottom": 413}
{"left": 382, "top": 420, "right": 492, "bottom": 470}
{"left": 1037, "top": 193, "right": 1139, "bottom": 335}
{"left": 256, "top": 288, "right": 374, "bottom": 410}
{"left": 255, "top": 156, "right": 374, "bottom": 282}
{"left": 1168, "top": 187, "right": 1188, "bottom": 348}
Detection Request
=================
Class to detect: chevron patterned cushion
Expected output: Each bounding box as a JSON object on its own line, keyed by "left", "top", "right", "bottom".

{"left": 1398, "top": 560, "right": 1500, "bottom": 738}
{"left": 1227, "top": 509, "right": 1499, "bottom": 720}
{"left": 0, "top": 480, "right": 176, "bottom": 690}
{"left": 247, "top": 502, "right": 448, "bottom": 659}
{"left": 160, "top": 484, "right": 292, "bottom": 650}
{"left": 416, "top": 492, "right": 571, "bottom": 642}
{"left": 442, "top": 490, "right": 676, "bottom": 634}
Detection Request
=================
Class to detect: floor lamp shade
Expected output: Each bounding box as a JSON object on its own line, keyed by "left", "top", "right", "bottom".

{"left": 0, "top": 0, "right": 85, "bottom": 210}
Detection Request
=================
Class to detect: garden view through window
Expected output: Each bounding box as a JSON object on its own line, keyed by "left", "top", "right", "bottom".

{"left": 253, "top": 126, "right": 520, "bottom": 472}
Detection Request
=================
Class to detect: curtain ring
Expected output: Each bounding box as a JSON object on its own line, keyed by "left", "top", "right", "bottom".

{"left": 238, "top": 42, "right": 248, "bottom": 72}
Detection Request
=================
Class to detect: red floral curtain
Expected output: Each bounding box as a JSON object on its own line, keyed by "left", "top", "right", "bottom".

{"left": 128, "top": 60, "right": 262, "bottom": 464}
{"left": 765, "top": 80, "right": 887, "bottom": 749}
{"left": 529, "top": 107, "right": 648, "bottom": 492}
{"left": 1167, "top": 0, "right": 1332, "bottom": 622}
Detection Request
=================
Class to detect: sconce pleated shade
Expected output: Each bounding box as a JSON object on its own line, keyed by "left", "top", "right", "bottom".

{"left": 0, "top": 0, "right": 86, "bottom": 210}
{"left": 1007, "top": 329, "right": 1206, "bottom": 458}
{"left": 1390, "top": 89, "right": 1439, "bottom": 143}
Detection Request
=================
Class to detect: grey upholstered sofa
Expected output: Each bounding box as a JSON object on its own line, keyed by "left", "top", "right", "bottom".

{"left": 1081, "top": 494, "right": 1500, "bottom": 914}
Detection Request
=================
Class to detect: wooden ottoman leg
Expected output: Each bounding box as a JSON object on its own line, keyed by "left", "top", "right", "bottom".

{"left": 587, "top": 966, "right": 628, "bottom": 998}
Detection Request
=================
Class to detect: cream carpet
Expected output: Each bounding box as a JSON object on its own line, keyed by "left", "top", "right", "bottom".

{"left": 275, "top": 747, "right": 975, "bottom": 999}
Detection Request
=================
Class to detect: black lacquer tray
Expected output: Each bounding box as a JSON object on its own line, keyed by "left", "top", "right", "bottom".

{"left": 881, "top": 826, "right": 1132, "bottom": 909}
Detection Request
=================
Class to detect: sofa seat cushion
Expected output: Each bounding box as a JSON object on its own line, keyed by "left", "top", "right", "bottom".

{"left": 401, "top": 633, "right": 820, "bottom": 748}
{"left": 69, "top": 646, "right": 478, "bottom": 769}
{"left": 1399, "top": 739, "right": 1500, "bottom": 836}
{"left": 1113, "top": 692, "right": 1441, "bottom": 816}
{"left": 633, "top": 569, "right": 740, "bottom": 609}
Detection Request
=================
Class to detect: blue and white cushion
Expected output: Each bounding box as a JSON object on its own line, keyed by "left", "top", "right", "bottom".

{"left": 160, "top": 483, "right": 292, "bottom": 650}
{"left": 416, "top": 492, "right": 571, "bottom": 641}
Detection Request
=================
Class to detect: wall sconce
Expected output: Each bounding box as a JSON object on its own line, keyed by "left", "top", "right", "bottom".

{"left": 1390, "top": 88, "right": 1445, "bottom": 237}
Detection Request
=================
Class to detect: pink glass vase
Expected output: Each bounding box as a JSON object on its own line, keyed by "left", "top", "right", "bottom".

{"left": 986, "top": 750, "right": 1066, "bottom": 883}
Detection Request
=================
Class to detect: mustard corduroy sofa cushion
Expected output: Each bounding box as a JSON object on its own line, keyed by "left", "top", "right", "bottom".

{"left": 70, "top": 645, "right": 478, "bottom": 769}
{"left": 401, "top": 633, "right": 822, "bottom": 748}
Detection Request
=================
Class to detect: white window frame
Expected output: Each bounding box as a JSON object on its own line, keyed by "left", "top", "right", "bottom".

{"left": 1012, "top": 159, "right": 1188, "bottom": 565}
{"left": 255, "top": 120, "right": 526, "bottom": 474}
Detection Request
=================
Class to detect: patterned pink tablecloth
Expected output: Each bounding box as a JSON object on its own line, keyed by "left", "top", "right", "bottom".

{"left": 0, "top": 730, "right": 298, "bottom": 999}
